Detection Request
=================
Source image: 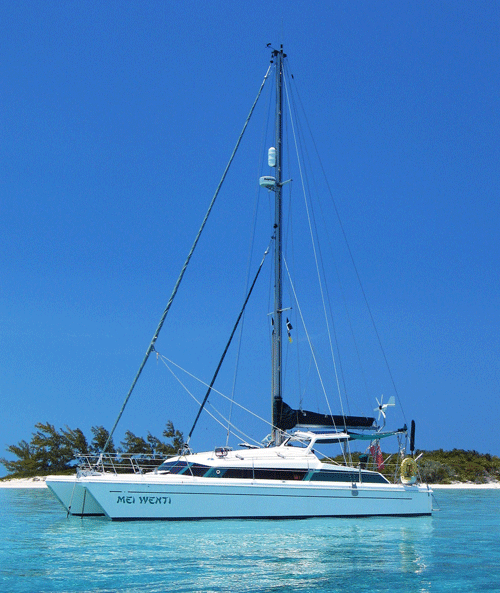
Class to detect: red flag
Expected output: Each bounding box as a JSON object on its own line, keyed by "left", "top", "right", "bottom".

{"left": 376, "top": 446, "right": 384, "bottom": 470}
{"left": 370, "top": 444, "right": 385, "bottom": 470}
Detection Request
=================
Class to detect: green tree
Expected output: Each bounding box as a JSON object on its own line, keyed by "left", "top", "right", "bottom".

{"left": 120, "top": 430, "right": 152, "bottom": 454}
{"left": 0, "top": 423, "right": 75, "bottom": 477}
{"left": 415, "top": 449, "right": 500, "bottom": 483}
{"left": 30, "top": 422, "right": 74, "bottom": 473}
{"left": 419, "top": 459, "right": 455, "bottom": 484}
{"left": 120, "top": 423, "right": 184, "bottom": 456}
{"left": 60, "top": 426, "right": 89, "bottom": 456}
{"left": 0, "top": 440, "right": 40, "bottom": 478}
{"left": 157, "top": 421, "right": 184, "bottom": 456}
{"left": 89, "top": 426, "right": 115, "bottom": 454}
{"left": 146, "top": 432, "right": 163, "bottom": 454}
{"left": 1, "top": 421, "right": 184, "bottom": 479}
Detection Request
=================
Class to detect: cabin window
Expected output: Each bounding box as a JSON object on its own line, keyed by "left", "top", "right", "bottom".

{"left": 156, "top": 460, "right": 189, "bottom": 474}
{"left": 309, "top": 470, "right": 389, "bottom": 484}
{"left": 219, "top": 468, "right": 307, "bottom": 480}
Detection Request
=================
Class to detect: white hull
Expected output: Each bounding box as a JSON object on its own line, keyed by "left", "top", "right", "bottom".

{"left": 46, "top": 475, "right": 105, "bottom": 516}
{"left": 80, "top": 474, "right": 433, "bottom": 520}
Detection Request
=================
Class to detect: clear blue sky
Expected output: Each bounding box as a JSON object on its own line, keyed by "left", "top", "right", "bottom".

{"left": 1, "top": 1, "right": 499, "bottom": 473}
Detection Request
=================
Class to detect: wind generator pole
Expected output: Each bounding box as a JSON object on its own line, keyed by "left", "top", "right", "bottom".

{"left": 272, "top": 46, "right": 284, "bottom": 444}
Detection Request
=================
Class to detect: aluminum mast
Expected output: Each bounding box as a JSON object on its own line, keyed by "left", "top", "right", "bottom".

{"left": 271, "top": 46, "right": 285, "bottom": 444}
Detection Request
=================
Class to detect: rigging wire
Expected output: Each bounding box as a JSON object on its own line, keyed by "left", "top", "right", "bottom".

{"left": 283, "top": 255, "right": 350, "bottom": 466}
{"left": 157, "top": 353, "right": 271, "bottom": 446}
{"left": 282, "top": 70, "right": 348, "bottom": 424}
{"left": 100, "top": 63, "right": 273, "bottom": 454}
{"left": 286, "top": 78, "right": 370, "bottom": 414}
{"left": 287, "top": 91, "right": 360, "bottom": 415}
{"left": 159, "top": 356, "right": 261, "bottom": 447}
{"left": 289, "top": 78, "right": 407, "bottom": 426}
{"left": 225, "top": 70, "right": 276, "bottom": 447}
{"left": 186, "top": 241, "right": 272, "bottom": 444}
{"left": 281, "top": 66, "right": 305, "bottom": 413}
{"left": 157, "top": 351, "right": 349, "bottom": 463}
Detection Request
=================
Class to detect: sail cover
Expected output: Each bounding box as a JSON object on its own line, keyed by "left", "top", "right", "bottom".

{"left": 273, "top": 398, "right": 375, "bottom": 431}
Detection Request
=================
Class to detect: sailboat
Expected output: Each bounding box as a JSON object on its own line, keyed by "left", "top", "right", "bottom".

{"left": 47, "top": 47, "right": 433, "bottom": 519}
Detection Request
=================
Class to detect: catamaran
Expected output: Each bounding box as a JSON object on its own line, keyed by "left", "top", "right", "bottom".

{"left": 47, "top": 46, "right": 433, "bottom": 520}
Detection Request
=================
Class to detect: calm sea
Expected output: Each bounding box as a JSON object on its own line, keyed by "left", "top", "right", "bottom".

{"left": 0, "top": 488, "right": 499, "bottom": 592}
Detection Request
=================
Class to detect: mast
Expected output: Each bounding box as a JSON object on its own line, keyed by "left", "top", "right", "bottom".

{"left": 272, "top": 46, "right": 284, "bottom": 444}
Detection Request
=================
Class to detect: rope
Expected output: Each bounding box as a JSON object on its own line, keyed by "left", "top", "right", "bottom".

{"left": 101, "top": 63, "right": 272, "bottom": 454}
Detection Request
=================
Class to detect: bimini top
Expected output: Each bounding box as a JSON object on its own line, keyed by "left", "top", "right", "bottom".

{"left": 291, "top": 429, "right": 405, "bottom": 447}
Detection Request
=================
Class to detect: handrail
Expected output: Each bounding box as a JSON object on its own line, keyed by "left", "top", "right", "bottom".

{"left": 75, "top": 453, "right": 168, "bottom": 476}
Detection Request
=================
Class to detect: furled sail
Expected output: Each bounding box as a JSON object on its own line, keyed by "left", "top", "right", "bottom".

{"left": 273, "top": 398, "right": 375, "bottom": 431}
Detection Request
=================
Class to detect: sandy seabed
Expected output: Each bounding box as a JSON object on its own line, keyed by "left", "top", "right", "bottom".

{"left": 1, "top": 477, "right": 499, "bottom": 489}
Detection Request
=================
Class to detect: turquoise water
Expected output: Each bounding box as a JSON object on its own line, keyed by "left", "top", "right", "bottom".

{"left": 0, "top": 488, "right": 499, "bottom": 592}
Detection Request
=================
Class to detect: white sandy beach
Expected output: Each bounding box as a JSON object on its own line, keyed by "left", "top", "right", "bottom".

{"left": 0, "top": 477, "right": 48, "bottom": 488}
{"left": 429, "top": 482, "right": 500, "bottom": 489}
{"left": 0, "top": 477, "right": 499, "bottom": 489}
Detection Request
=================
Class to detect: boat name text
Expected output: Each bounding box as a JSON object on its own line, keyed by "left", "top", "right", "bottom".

{"left": 117, "top": 495, "right": 172, "bottom": 505}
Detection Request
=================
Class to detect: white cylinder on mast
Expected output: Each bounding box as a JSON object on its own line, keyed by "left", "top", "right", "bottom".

{"left": 268, "top": 146, "right": 276, "bottom": 167}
